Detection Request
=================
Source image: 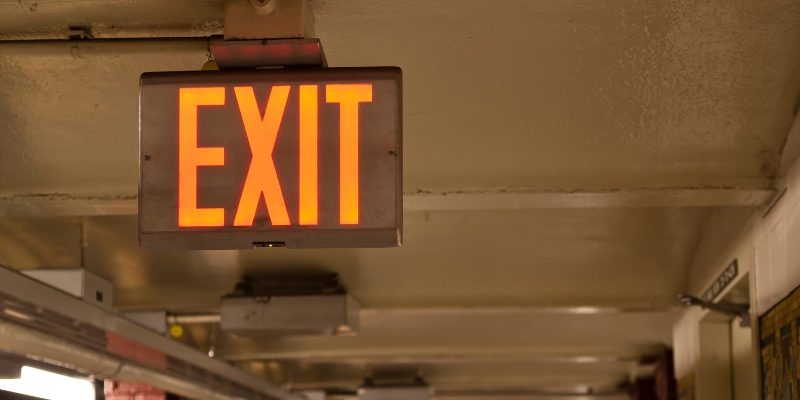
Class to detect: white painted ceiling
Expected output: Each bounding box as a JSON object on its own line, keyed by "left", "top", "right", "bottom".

{"left": 1, "top": 0, "right": 799, "bottom": 396}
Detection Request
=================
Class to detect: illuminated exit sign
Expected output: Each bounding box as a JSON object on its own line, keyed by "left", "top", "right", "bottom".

{"left": 139, "top": 68, "right": 402, "bottom": 249}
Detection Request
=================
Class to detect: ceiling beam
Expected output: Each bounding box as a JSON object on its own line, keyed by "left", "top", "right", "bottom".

{"left": 0, "top": 188, "right": 774, "bottom": 217}
{"left": 216, "top": 307, "right": 672, "bottom": 363}
{"left": 0, "top": 194, "right": 137, "bottom": 217}
{"left": 0, "top": 37, "right": 209, "bottom": 57}
{"left": 404, "top": 188, "right": 774, "bottom": 211}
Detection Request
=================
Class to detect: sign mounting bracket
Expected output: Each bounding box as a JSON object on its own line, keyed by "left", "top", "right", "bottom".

{"left": 213, "top": 0, "right": 322, "bottom": 70}
{"left": 209, "top": 36, "right": 328, "bottom": 70}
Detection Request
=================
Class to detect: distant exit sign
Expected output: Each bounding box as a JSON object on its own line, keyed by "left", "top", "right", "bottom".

{"left": 139, "top": 68, "right": 402, "bottom": 249}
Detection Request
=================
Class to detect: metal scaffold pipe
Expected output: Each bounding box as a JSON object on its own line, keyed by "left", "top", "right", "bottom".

{"left": 167, "top": 314, "right": 222, "bottom": 325}
{"left": 0, "top": 318, "right": 243, "bottom": 400}
{"left": 0, "top": 38, "right": 211, "bottom": 57}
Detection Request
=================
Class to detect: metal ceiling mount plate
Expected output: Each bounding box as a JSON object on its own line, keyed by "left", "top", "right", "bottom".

{"left": 210, "top": 36, "right": 327, "bottom": 69}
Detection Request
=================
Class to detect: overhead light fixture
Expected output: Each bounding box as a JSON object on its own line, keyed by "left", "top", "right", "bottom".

{"left": 0, "top": 367, "right": 94, "bottom": 400}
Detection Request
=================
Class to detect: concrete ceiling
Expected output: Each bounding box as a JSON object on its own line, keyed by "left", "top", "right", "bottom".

{"left": 2, "top": 0, "right": 800, "bottom": 196}
{"left": 1, "top": 0, "right": 799, "bottom": 397}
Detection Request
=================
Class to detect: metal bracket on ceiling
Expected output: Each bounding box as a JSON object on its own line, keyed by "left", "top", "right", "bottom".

{"left": 213, "top": 0, "right": 323, "bottom": 69}
{"left": 209, "top": 36, "right": 327, "bottom": 69}
{"left": 228, "top": 273, "right": 344, "bottom": 297}
{"left": 679, "top": 294, "right": 751, "bottom": 327}
{"left": 64, "top": 28, "right": 92, "bottom": 40}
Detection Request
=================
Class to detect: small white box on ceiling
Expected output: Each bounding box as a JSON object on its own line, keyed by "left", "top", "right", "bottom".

{"left": 22, "top": 268, "right": 113, "bottom": 311}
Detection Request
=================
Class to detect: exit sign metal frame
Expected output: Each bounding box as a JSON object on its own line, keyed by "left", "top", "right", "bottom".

{"left": 139, "top": 67, "right": 402, "bottom": 250}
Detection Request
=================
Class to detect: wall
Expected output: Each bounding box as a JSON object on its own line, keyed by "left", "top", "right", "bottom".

{"left": 731, "top": 319, "right": 757, "bottom": 400}
{"left": 754, "top": 156, "right": 800, "bottom": 315}
{"left": 672, "top": 110, "right": 800, "bottom": 398}
{"left": 696, "top": 315, "right": 732, "bottom": 400}
{"left": 672, "top": 227, "right": 756, "bottom": 381}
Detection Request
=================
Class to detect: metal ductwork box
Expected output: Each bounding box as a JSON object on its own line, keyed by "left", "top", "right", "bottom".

{"left": 220, "top": 274, "right": 359, "bottom": 337}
